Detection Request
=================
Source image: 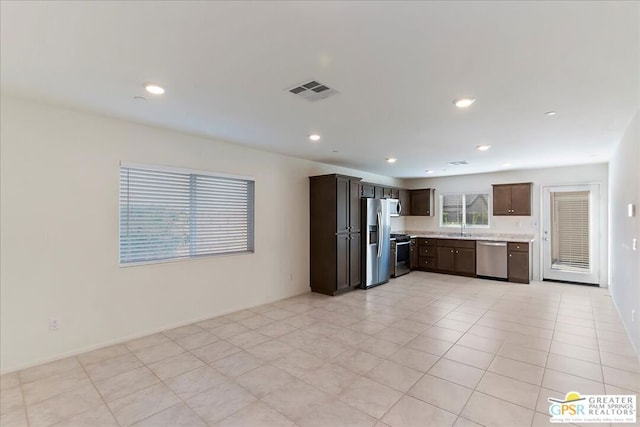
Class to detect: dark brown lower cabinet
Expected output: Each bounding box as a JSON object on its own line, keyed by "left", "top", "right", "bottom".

{"left": 436, "top": 247, "right": 455, "bottom": 271}
{"left": 508, "top": 242, "right": 530, "bottom": 284}
{"left": 336, "top": 233, "right": 361, "bottom": 292}
{"left": 455, "top": 248, "right": 476, "bottom": 275}
{"left": 413, "top": 236, "right": 531, "bottom": 283}
{"left": 349, "top": 233, "right": 361, "bottom": 288}
{"left": 418, "top": 257, "right": 436, "bottom": 270}
{"left": 410, "top": 238, "right": 418, "bottom": 269}
{"left": 417, "top": 238, "right": 437, "bottom": 272}
{"left": 435, "top": 239, "right": 476, "bottom": 277}
{"left": 336, "top": 234, "right": 349, "bottom": 291}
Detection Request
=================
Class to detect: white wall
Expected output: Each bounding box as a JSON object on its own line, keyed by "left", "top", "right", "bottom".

{"left": 608, "top": 111, "right": 640, "bottom": 353}
{"left": 402, "top": 164, "right": 609, "bottom": 284}
{"left": 0, "top": 95, "right": 402, "bottom": 373}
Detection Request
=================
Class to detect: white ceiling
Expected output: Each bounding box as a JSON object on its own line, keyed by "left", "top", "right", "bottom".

{"left": 1, "top": 1, "right": 638, "bottom": 178}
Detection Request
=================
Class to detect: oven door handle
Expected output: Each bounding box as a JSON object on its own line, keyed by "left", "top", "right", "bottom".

{"left": 395, "top": 241, "right": 410, "bottom": 246}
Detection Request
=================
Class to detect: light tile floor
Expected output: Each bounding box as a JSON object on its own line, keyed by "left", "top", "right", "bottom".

{"left": 1, "top": 272, "right": 639, "bottom": 427}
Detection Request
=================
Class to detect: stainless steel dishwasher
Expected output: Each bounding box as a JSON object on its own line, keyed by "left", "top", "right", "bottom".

{"left": 476, "top": 241, "right": 508, "bottom": 279}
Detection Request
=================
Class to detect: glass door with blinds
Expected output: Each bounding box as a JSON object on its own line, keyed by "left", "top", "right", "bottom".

{"left": 542, "top": 184, "right": 599, "bottom": 285}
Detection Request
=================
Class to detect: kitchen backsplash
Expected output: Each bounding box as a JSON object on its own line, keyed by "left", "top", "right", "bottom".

{"left": 403, "top": 215, "right": 538, "bottom": 236}
{"left": 390, "top": 216, "right": 405, "bottom": 232}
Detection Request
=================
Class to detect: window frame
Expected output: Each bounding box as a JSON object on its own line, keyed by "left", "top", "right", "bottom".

{"left": 439, "top": 192, "right": 491, "bottom": 229}
{"left": 119, "top": 162, "right": 255, "bottom": 267}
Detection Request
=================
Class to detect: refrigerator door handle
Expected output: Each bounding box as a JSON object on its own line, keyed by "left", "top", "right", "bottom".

{"left": 376, "top": 211, "right": 382, "bottom": 258}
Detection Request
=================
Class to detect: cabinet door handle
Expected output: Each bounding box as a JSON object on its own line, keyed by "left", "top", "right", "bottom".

{"left": 456, "top": 250, "right": 459, "bottom": 254}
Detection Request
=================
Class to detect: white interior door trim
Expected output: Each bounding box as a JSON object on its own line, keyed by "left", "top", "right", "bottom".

{"left": 542, "top": 183, "right": 600, "bottom": 285}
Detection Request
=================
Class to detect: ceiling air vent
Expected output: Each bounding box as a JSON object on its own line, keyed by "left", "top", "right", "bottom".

{"left": 287, "top": 80, "right": 339, "bottom": 102}
{"left": 448, "top": 161, "right": 469, "bottom": 166}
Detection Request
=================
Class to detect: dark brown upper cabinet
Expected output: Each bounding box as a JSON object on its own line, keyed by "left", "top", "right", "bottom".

{"left": 374, "top": 186, "right": 384, "bottom": 199}
{"left": 336, "top": 176, "right": 361, "bottom": 233}
{"left": 492, "top": 183, "right": 532, "bottom": 216}
{"left": 361, "top": 183, "right": 375, "bottom": 198}
{"left": 410, "top": 189, "right": 435, "bottom": 216}
{"left": 398, "top": 189, "right": 411, "bottom": 216}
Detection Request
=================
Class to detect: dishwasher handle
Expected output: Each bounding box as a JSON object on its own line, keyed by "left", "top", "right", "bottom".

{"left": 476, "top": 241, "right": 507, "bottom": 246}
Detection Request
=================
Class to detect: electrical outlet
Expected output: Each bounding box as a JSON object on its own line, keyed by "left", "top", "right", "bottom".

{"left": 49, "top": 318, "right": 60, "bottom": 331}
{"left": 633, "top": 238, "right": 637, "bottom": 251}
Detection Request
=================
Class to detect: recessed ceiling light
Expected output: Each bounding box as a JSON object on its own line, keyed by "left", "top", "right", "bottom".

{"left": 144, "top": 84, "right": 165, "bottom": 95}
{"left": 133, "top": 96, "right": 146, "bottom": 101}
{"left": 454, "top": 98, "right": 476, "bottom": 108}
{"left": 309, "top": 134, "right": 321, "bottom": 141}
{"left": 502, "top": 163, "right": 512, "bottom": 167}
{"left": 477, "top": 144, "right": 492, "bottom": 151}
{"left": 332, "top": 149, "right": 339, "bottom": 153}
{"left": 425, "top": 170, "right": 434, "bottom": 174}
{"left": 545, "top": 111, "right": 557, "bottom": 116}
{"left": 448, "top": 160, "right": 468, "bottom": 166}
{"left": 386, "top": 158, "right": 397, "bottom": 164}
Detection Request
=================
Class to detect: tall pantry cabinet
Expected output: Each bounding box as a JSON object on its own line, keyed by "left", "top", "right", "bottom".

{"left": 309, "top": 174, "right": 362, "bottom": 296}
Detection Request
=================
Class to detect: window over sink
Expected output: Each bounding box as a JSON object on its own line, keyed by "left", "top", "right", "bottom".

{"left": 440, "top": 193, "right": 490, "bottom": 228}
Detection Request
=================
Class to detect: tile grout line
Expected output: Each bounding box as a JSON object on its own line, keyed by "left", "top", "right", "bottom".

{"left": 449, "top": 290, "right": 509, "bottom": 425}
{"left": 128, "top": 337, "right": 212, "bottom": 427}
{"left": 531, "top": 287, "right": 562, "bottom": 427}
{"left": 76, "top": 356, "right": 122, "bottom": 426}
{"left": 7, "top": 276, "right": 637, "bottom": 426}
{"left": 324, "top": 282, "right": 468, "bottom": 424}
{"left": 17, "top": 371, "right": 31, "bottom": 427}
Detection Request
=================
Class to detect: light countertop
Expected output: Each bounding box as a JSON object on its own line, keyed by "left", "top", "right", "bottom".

{"left": 403, "top": 230, "right": 535, "bottom": 243}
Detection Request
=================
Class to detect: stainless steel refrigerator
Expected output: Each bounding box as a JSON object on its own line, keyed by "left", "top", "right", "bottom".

{"left": 362, "top": 198, "right": 391, "bottom": 289}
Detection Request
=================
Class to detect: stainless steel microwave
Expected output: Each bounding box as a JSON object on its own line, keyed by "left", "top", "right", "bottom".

{"left": 388, "top": 198, "right": 402, "bottom": 217}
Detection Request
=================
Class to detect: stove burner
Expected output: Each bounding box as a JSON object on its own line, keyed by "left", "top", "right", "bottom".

{"left": 390, "top": 233, "right": 411, "bottom": 242}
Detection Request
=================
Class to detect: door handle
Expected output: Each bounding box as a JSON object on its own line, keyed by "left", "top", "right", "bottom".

{"left": 477, "top": 242, "right": 507, "bottom": 247}
{"left": 376, "top": 211, "right": 382, "bottom": 258}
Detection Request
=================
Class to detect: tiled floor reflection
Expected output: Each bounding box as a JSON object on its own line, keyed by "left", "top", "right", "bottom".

{"left": 1, "top": 272, "right": 639, "bottom": 426}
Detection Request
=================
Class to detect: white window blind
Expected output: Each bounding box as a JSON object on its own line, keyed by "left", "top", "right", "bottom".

{"left": 442, "top": 194, "right": 463, "bottom": 226}
{"left": 440, "top": 193, "right": 489, "bottom": 227}
{"left": 551, "top": 191, "right": 590, "bottom": 271}
{"left": 119, "top": 164, "right": 254, "bottom": 265}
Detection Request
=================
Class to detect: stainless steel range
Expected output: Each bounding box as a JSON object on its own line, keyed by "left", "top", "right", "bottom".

{"left": 390, "top": 233, "right": 411, "bottom": 278}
